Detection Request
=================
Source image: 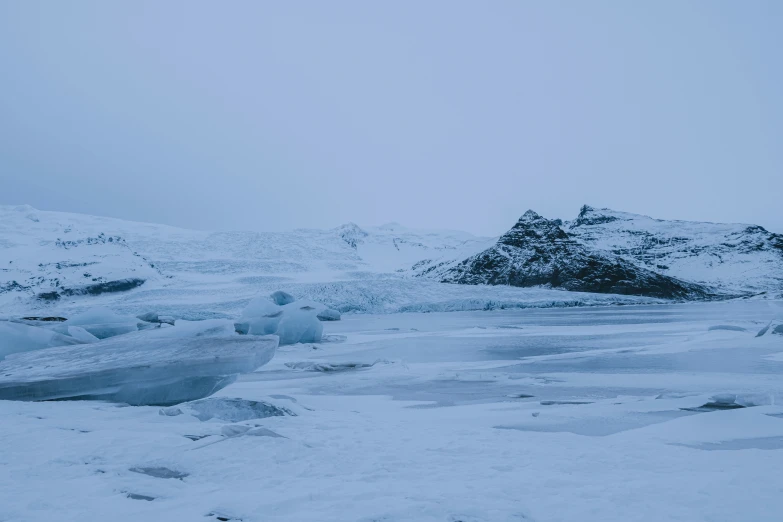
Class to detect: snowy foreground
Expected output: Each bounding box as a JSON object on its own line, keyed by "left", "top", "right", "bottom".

{"left": 2, "top": 300, "right": 783, "bottom": 521}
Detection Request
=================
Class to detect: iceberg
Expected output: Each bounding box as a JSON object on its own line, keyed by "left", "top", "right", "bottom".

{"left": 0, "top": 321, "right": 83, "bottom": 360}
{"left": 240, "top": 297, "right": 283, "bottom": 335}
{"left": 239, "top": 296, "right": 324, "bottom": 345}
{"left": 64, "top": 307, "right": 141, "bottom": 339}
{"left": 276, "top": 301, "right": 323, "bottom": 345}
{"left": 0, "top": 324, "right": 278, "bottom": 405}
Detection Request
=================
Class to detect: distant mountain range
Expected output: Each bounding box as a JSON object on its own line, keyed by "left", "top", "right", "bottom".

{"left": 413, "top": 205, "right": 783, "bottom": 298}
{"left": 1, "top": 204, "right": 781, "bottom": 311}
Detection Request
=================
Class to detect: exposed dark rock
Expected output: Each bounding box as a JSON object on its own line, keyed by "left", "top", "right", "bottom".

{"left": 62, "top": 278, "right": 145, "bottom": 296}
{"left": 37, "top": 291, "right": 61, "bottom": 301}
{"left": 681, "top": 393, "right": 747, "bottom": 412}
{"left": 35, "top": 278, "right": 145, "bottom": 301}
{"left": 21, "top": 316, "right": 67, "bottom": 322}
{"left": 126, "top": 493, "right": 156, "bottom": 501}
{"left": 55, "top": 233, "right": 123, "bottom": 249}
{"left": 0, "top": 281, "right": 30, "bottom": 293}
{"left": 440, "top": 210, "right": 714, "bottom": 300}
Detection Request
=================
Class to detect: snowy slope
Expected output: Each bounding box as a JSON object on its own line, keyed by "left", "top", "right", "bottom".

{"left": 568, "top": 206, "right": 783, "bottom": 293}
{"left": 0, "top": 205, "right": 489, "bottom": 285}
{"left": 0, "top": 205, "right": 163, "bottom": 303}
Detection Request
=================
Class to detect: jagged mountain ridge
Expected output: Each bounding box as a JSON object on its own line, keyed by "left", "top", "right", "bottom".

{"left": 433, "top": 211, "right": 715, "bottom": 299}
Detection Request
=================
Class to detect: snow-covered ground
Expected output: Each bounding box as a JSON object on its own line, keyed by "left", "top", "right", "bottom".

{"left": 2, "top": 300, "right": 782, "bottom": 521}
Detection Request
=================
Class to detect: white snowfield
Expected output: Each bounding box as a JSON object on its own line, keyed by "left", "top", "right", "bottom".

{"left": 0, "top": 300, "right": 782, "bottom": 521}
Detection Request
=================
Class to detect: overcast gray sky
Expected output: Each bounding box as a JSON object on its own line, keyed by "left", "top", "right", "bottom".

{"left": 1, "top": 1, "right": 781, "bottom": 235}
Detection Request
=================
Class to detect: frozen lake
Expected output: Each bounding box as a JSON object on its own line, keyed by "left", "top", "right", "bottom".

{"left": 1, "top": 300, "right": 782, "bottom": 521}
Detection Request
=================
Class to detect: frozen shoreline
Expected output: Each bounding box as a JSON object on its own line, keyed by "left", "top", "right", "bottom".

{"left": 2, "top": 301, "right": 782, "bottom": 521}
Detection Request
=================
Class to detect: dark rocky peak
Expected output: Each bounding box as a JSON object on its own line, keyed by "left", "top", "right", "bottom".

{"left": 500, "top": 210, "right": 570, "bottom": 247}
{"left": 571, "top": 205, "right": 621, "bottom": 227}
{"left": 517, "top": 209, "right": 563, "bottom": 226}
{"left": 519, "top": 209, "right": 543, "bottom": 222}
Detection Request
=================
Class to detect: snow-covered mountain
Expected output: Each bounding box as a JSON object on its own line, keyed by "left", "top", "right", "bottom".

{"left": 567, "top": 206, "right": 783, "bottom": 294}
{"left": 427, "top": 210, "right": 714, "bottom": 300}
{"left": 1, "top": 205, "right": 162, "bottom": 302}
{"left": 0, "top": 205, "right": 488, "bottom": 290}
{"left": 2, "top": 204, "right": 780, "bottom": 315}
